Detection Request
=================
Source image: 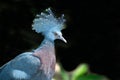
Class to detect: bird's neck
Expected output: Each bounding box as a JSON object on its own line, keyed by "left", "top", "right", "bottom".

{"left": 35, "top": 38, "right": 55, "bottom": 51}
{"left": 33, "top": 38, "right": 55, "bottom": 57}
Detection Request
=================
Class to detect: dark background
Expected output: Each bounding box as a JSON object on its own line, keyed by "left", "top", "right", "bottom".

{"left": 0, "top": 0, "right": 120, "bottom": 80}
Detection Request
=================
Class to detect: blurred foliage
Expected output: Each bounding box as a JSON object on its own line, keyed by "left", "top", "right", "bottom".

{"left": 72, "top": 64, "right": 89, "bottom": 80}
{"left": 53, "top": 63, "right": 109, "bottom": 80}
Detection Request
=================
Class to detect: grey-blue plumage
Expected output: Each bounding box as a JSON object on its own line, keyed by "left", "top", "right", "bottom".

{"left": 0, "top": 8, "right": 66, "bottom": 80}
{"left": 0, "top": 52, "right": 41, "bottom": 80}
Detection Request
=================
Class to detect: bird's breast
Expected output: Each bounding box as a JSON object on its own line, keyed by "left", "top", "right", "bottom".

{"left": 33, "top": 46, "right": 56, "bottom": 79}
{"left": 40, "top": 50, "right": 56, "bottom": 75}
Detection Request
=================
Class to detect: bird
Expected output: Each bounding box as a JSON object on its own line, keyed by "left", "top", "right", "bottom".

{"left": 0, "top": 8, "right": 67, "bottom": 80}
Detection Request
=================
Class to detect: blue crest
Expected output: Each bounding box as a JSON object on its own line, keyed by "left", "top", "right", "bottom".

{"left": 32, "top": 8, "right": 66, "bottom": 34}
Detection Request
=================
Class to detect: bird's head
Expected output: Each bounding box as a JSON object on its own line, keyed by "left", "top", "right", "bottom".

{"left": 45, "top": 29, "right": 67, "bottom": 43}
{"left": 32, "top": 8, "right": 67, "bottom": 43}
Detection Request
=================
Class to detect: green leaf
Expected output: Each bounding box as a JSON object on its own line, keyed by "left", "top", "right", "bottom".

{"left": 77, "top": 74, "right": 109, "bottom": 80}
{"left": 61, "top": 68, "right": 69, "bottom": 80}
{"left": 72, "top": 63, "right": 89, "bottom": 80}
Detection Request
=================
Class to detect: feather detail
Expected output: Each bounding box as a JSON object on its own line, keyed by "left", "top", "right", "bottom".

{"left": 32, "top": 8, "right": 66, "bottom": 34}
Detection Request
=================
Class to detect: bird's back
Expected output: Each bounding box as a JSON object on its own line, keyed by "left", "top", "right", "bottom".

{"left": 0, "top": 52, "right": 41, "bottom": 80}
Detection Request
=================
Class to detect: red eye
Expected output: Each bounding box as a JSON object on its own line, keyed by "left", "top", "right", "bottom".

{"left": 54, "top": 32, "right": 58, "bottom": 36}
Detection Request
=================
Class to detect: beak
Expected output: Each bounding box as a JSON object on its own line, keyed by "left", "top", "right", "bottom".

{"left": 60, "top": 36, "right": 67, "bottom": 43}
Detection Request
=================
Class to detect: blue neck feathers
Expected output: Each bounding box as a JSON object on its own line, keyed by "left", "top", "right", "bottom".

{"left": 35, "top": 38, "right": 55, "bottom": 52}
